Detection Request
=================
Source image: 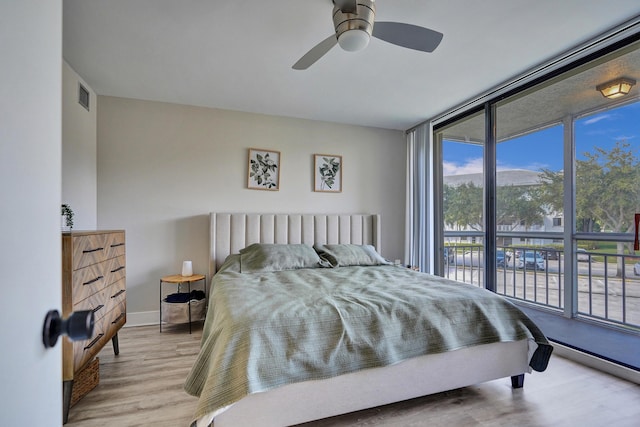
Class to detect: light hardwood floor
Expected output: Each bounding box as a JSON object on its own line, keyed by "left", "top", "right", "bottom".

{"left": 66, "top": 324, "right": 640, "bottom": 427}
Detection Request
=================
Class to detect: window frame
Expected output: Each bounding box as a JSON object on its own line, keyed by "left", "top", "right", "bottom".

{"left": 432, "top": 31, "right": 640, "bottom": 326}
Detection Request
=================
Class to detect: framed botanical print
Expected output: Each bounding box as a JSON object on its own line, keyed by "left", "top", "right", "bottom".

{"left": 314, "top": 154, "right": 342, "bottom": 192}
{"left": 248, "top": 148, "right": 280, "bottom": 190}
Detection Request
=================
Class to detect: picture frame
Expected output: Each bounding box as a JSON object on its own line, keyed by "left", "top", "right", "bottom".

{"left": 314, "top": 154, "right": 342, "bottom": 192}
{"left": 248, "top": 148, "right": 280, "bottom": 191}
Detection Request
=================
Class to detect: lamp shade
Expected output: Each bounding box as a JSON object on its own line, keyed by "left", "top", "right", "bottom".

{"left": 338, "top": 29, "right": 371, "bottom": 52}
{"left": 596, "top": 77, "right": 636, "bottom": 99}
{"left": 181, "top": 261, "right": 193, "bottom": 277}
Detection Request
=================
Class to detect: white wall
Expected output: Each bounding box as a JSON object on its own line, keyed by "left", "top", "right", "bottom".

{"left": 97, "top": 96, "right": 406, "bottom": 321}
{"left": 62, "top": 61, "right": 98, "bottom": 229}
{"left": 0, "top": 1, "right": 62, "bottom": 424}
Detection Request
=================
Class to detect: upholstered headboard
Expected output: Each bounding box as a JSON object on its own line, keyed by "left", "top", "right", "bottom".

{"left": 209, "top": 213, "right": 381, "bottom": 277}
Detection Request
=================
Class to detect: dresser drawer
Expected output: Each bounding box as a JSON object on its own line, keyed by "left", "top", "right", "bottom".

{"left": 71, "top": 262, "right": 109, "bottom": 305}
{"left": 104, "top": 255, "right": 126, "bottom": 286}
{"left": 73, "top": 286, "right": 110, "bottom": 322}
{"left": 72, "top": 234, "right": 108, "bottom": 270}
{"left": 71, "top": 303, "right": 126, "bottom": 372}
{"left": 104, "top": 279, "right": 126, "bottom": 315}
{"left": 107, "top": 300, "right": 127, "bottom": 332}
{"left": 105, "top": 232, "right": 126, "bottom": 259}
{"left": 72, "top": 317, "right": 108, "bottom": 372}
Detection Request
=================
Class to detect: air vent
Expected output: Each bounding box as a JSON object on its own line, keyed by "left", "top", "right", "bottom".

{"left": 78, "top": 83, "right": 90, "bottom": 111}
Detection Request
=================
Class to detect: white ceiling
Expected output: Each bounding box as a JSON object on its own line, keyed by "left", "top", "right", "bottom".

{"left": 63, "top": 1, "right": 640, "bottom": 131}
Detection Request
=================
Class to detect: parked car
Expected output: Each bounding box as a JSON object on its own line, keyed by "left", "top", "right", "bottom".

{"left": 634, "top": 262, "right": 640, "bottom": 276}
{"left": 576, "top": 248, "right": 590, "bottom": 262}
{"left": 543, "top": 249, "right": 559, "bottom": 260}
{"left": 443, "top": 247, "right": 455, "bottom": 263}
{"left": 517, "top": 251, "right": 545, "bottom": 270}
{"left": 496, "top": 249, "right": 510, "bottom": 267}
{"left": 462, "top": 250, "right": 483, "bottom": 267}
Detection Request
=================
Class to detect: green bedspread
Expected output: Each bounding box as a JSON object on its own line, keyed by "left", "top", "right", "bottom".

{"left": 184, "top": 255, "right": 551, "bottom": 422}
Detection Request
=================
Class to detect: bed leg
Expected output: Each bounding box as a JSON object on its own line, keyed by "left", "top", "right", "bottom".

{"left": 511, "top": 374, "right": 525, "bottom": 388}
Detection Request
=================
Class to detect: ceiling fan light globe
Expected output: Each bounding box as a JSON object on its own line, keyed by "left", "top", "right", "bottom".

{"left": 338, "top": 29, "right": 370, "bottom": 52}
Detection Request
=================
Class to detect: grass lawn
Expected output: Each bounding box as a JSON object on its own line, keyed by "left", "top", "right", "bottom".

{"left": 581, "top": 241, "right": 640, "bottom": 264}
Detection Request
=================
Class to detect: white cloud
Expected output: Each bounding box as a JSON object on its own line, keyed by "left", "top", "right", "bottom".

{"left": 443, "top": 158, "right": 483, "bottom": 175}
{"left": 444, "top": 157, "right": 551, "bottom": 176}
{"left": 582, "top": 114, "right": 612, "bottom": 125}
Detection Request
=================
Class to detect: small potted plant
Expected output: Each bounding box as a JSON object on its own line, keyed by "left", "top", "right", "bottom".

{"left": 61, "top": 204, "right": 74, "bottom": 231}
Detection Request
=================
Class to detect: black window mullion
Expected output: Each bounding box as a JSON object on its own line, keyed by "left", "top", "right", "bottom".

{"left": 484, "top": 102, "right": 497, "bottom": 292}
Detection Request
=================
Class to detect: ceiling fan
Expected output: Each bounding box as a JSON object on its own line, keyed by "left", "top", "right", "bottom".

{"left": 292, "top": 0, "right": 443, "bottom": 70}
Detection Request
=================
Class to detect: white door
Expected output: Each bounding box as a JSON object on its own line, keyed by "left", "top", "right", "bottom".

{"left": 0, "top": 1, "right": 63, "bottom": 425}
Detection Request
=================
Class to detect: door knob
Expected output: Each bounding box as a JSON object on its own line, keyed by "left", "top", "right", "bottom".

{"left": 42, "top": 310, "right": 95, "bottom": 349}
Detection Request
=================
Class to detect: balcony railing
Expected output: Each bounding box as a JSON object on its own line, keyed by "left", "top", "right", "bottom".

{"left": 443, "top": 240, "right": 640, "bottom": 331}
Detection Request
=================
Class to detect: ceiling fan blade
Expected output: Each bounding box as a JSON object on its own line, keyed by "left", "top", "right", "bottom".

{"left": 372, "top": 21, "right": 443, "bottom": 53}
{"left": 292, "top": 34, "right": 338, "bottom": 70}
{"left": 333, "top": 0, "right": 358, "bottom": 14}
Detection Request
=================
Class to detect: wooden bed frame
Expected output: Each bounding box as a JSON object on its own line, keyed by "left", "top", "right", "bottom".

{"left": 200, "top": 213, "right": 532, "bottom": 427}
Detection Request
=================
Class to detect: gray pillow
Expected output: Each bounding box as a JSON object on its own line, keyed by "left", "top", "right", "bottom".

{"left": 239, "top": 243, "right": 328, "bottom": 273}
{"left": 314, "top": 244, "right": 391, "bottom": 267}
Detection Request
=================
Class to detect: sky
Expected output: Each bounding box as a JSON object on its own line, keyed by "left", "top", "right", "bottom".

{"left": 443, "top": 101, "right": 640, "bottom": 176}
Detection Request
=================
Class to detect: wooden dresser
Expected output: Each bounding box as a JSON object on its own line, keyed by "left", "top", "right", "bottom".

{"left": 61, "top": 230, "right": 127, "bottom": 422}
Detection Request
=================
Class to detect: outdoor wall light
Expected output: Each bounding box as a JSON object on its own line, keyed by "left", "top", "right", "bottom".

{"left": 596, "top": 77, "right": 636, "bottom": 99}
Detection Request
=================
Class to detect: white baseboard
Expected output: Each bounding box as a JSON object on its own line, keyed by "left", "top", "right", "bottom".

{"left": 124, "top": 310, "right": 159, "bottom": 327}
{"left": 552, "top": 342, "right": 639, "bottom": 384}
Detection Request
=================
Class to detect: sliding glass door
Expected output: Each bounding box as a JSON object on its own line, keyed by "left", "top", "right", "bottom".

{"left": 433, "top": 38, "right": 640, "bottom": 332}
{"left": 574, "top": 100, "right": 640, "bottom": 327}
{"left": 435, "top": 111, "right": 485, "bottom": 284}
{"left": 493, "top": 117, "right": 565, "bottom": 311}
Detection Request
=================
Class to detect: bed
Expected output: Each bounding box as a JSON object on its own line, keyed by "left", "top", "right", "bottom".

{"left": 184, "top": 213, "right": 552, "bottom": 427}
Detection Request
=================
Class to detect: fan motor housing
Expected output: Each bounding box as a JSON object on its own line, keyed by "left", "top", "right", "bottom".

{"left": 333, "top": 0, "right": 376, "bottom": 42}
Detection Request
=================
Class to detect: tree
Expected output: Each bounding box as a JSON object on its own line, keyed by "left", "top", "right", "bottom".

{"left": 580, "top": 140, "right": 640, "bottom": 234}
{"left": 537, "top": 168, "right": 564, "bottom": 214}
{"left": 443, "top": 182, "right": 483, "bottom": 231}
{"left": 538, "top": 140, "right": 640, "bottom": 275}
{"left": 497, "top": 184, "right": 546, "bottom": 231}
{"left": 443, "top": 182, "right": 545, "bottom": 233}
{"left": 538, "top": 168, "right": 600, "bottom": 233}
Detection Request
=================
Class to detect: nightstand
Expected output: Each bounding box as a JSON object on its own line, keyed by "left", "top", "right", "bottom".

{"left": 159, "top": 274, "right": 206, "bottom": 333}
